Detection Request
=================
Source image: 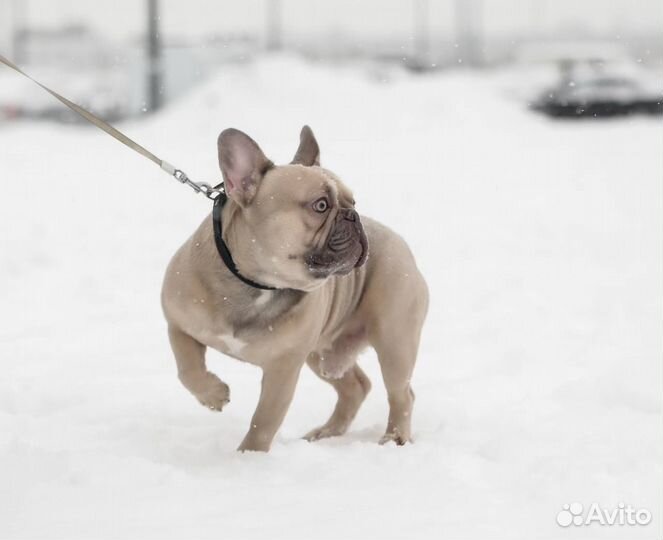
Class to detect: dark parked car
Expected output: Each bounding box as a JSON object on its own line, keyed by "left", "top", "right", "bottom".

{"left": 533, "top": 71, "right": 663, "bottom": 118}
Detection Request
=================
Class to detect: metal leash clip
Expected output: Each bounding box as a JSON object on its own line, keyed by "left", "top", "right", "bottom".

{"left": 197, "top": 182, "right": 225, "bottom": 200}
{"left": 173, "top": 169, "right": 224, "bottom": 200}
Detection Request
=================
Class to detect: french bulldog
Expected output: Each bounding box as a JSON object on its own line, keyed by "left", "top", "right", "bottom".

{"left": 161, "top": 126, "right": 428, "bottom": 452}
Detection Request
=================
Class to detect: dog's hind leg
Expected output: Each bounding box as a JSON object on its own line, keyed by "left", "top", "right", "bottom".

{"left": 362, "top": 245, "right": 429, "bottom": 445}
{"left": 168, "top": 325, "right": 230, "bottom": 412}
{"left": 303, "top": 350, "right": 371, "bottom": 442}
{"left": 369, "top": 282, "right": 428, "bottom": 445}
{"left": 372, "top": 335, "right": 418, "bottom": 445}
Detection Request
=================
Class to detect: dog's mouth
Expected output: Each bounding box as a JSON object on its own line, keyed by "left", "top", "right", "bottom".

{"left": 355, "top": 227, "right": 369, "bottom": 267}
{"left": 306, "top": 210, "right": 368, "bottom": 278}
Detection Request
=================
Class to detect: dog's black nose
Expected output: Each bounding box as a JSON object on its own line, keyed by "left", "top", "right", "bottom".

{"left": 342, "top": 208, "right": 358, "bottom": 222}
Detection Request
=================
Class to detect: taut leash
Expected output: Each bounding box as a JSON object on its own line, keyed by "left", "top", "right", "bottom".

{"left": 1, "top": 53, "right": 281, "bottom": 290}
{"left": 0, "top": 53, "right": 222, "bottom": 200}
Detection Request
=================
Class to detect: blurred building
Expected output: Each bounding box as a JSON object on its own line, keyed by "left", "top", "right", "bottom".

{"left": 1, "top": 0, "right": 661, "bottom": 122}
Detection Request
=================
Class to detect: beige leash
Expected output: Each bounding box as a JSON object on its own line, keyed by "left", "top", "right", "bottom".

{"left": 0, "top": 53, "right": 221, "bottom": 199}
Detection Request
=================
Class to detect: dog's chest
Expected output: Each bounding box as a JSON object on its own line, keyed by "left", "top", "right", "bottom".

{"left": 202, "top": 289, "right": 319, "bottom": 365}
{"left": 206, "top": 318, "right": 307, "bottom": 366}
{"left": 214, "top": 333, "right": 248, "bottom": 356}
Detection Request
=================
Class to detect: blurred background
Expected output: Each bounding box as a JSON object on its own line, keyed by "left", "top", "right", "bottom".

{"left": 1, "top": 0, "right": 661, "bottom": 121}
{"left": 1, "top": 3, "right": 662, "bottom": 539}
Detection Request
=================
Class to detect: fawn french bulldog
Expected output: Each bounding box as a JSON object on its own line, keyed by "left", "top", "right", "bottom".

{"left": 161, "top": 126, "right": 428, "bottom": 451}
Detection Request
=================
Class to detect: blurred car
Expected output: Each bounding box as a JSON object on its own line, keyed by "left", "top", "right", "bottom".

{"left": 532, "top": 65, "right": 663, "bottom": 118}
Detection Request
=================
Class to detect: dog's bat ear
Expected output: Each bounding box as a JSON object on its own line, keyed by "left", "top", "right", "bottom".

{"left": 218, "top": 129, "right": 273, "bottom": 207}
{"left": 291, "top": 125, "right": 320, "bottom": 167}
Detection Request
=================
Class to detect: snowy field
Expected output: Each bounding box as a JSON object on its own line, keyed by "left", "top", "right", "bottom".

{"left": 0, "top": 56, "right": 661, "bottom": 539}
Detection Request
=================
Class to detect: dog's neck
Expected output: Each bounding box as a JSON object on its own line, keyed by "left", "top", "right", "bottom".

{"left": 212, "top": 195, "right": 278, "bottom": 291}
{"left": 220, "top": 199, "right": 275, "bottom": 289}
{"left": 201, "top": 201, "right": 304, "bottom": 329}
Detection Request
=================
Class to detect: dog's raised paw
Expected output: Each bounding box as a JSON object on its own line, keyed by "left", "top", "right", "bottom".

{"left": 195, "top": 374, "right": 230, "bottom": 412}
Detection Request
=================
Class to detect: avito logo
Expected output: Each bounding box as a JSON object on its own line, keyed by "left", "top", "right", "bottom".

{"left": 556, "top": 502, "right": 651, "bottom": 527}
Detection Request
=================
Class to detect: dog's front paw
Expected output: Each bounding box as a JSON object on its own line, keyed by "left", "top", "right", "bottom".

{"left": 303, "top": 423, "right": 347, "bottom": 442}
{"left": 194, "top": 373, "right": 230, "bottom": 412}
{"left": 378, "top": 429, "right": 410, "bottom": 446}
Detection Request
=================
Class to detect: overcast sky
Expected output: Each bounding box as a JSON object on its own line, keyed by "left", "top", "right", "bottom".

{"left": 2, "top": 0, "right": 662, "bottom": 48}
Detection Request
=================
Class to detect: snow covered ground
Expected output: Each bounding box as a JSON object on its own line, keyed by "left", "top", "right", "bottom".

{"left": 0, "top": 56, "right": 661, "bottom": 539}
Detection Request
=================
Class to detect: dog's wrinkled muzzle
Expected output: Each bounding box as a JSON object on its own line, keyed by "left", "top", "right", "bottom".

{"left": 306, "top": 209, "right": 368, "bottom": 277}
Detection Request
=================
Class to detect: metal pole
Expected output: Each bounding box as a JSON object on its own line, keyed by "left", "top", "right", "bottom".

{"left": 454, "top": 0, "right": 475, "bottom": 66}
{"left": 454, "top": 0, "right": 466, "bottom": 65}
{"left": 12, "top": 0, "right": 27, "bottom": 64}
{"left": 147, "top": 0, "right": 163, "bottom": 111}
{"left": 414, "top": 0, "right": 430, "bottom": 69}
{"left": 474, "top": 0, "right": 483, "bottom": 66}
{"left": 266, "top": 0, "right": 282, "bottom": 51}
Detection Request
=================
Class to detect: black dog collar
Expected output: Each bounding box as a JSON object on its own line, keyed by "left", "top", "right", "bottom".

{"left": 212, "top": 188, "right": 278, "bottom": 291}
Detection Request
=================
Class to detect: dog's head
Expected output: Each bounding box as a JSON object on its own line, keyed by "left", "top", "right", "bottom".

{"left": 217, "top": 126, "right": 368, "bottom": 291}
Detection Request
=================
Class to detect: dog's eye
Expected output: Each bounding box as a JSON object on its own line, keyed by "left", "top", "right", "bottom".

{"left": 312, "top": 197, "right": 329, "bottom": 213}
